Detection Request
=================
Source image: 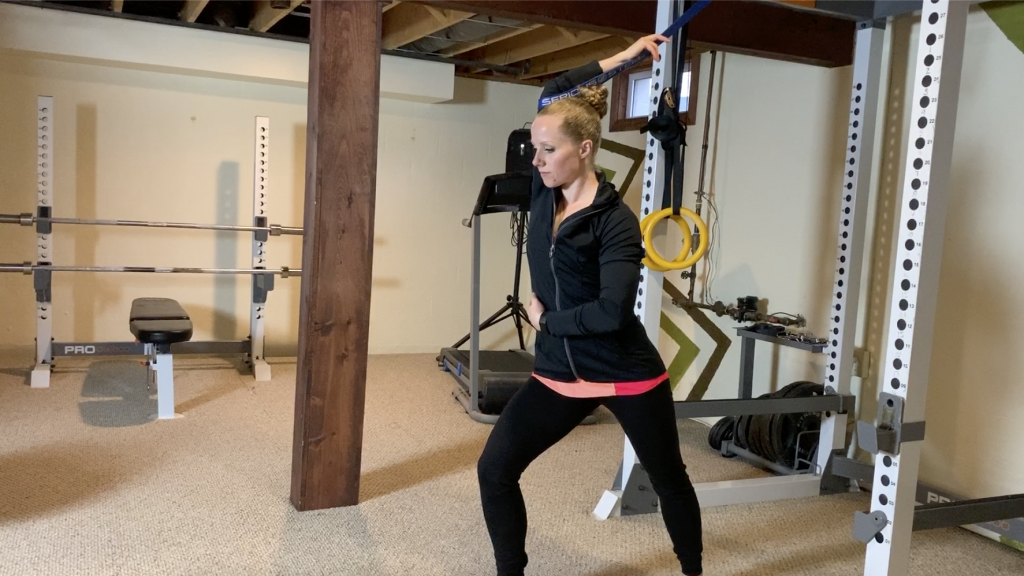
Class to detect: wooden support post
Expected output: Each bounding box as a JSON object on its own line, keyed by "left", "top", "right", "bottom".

{"left": 291, "top": 0, "right": 382, "bottom": 511}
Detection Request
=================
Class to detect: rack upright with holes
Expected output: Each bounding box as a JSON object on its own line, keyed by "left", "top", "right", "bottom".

{"left": 849, "top": 1, "right": 973, "bottom": 571}
{"left": 594, "top": 0, "right": 883, "bottom": 519}
{"left": 250, "top": 117, "right": 273, "bottom": 381}
{"left": 851, "top": 1, "right": 1024, "bottom": 573}
{"left": 33, "top": 96, "right": 55, "bottom": 388}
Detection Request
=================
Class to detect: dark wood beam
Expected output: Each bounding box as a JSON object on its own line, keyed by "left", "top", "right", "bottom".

{"left": 425, "top": 0, "right": 855, "bottom": 67}
{"left": 291, "top": 0, "right": 381, "bottom": 511}
{"left": 775, "top": 0, "right": 817, "bottom": 8}
{"left": 688, "top": 0, "right": 855, "bottom": 67}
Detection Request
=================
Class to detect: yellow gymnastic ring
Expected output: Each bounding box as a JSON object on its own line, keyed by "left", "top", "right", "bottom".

{"left": 641, "top": 208, "right": 706, "bottom": 271}
{"left": 640, "top": 211, "right": 692, "bottom": 269}
{"left": 642, "top": 207, "right": 708, "bottom": 271}
{"left": 639, "top": 207, "right": 709, "bottom": 272}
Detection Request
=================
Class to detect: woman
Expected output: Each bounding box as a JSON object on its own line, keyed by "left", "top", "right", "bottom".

{"left": 477, "top": 34, "right": 704, "bottom": 576}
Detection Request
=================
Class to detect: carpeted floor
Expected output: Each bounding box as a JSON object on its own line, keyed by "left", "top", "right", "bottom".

{"left": 0, "top": 351, "right": 1021, "bottom": 576}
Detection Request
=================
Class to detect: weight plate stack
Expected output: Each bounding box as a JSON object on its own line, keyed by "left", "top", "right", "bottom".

{"left": 724, "top": 381, "right": 825, "bottom": 470}
{"left": 770, "top": 382, "right": 825, "bottom": 469}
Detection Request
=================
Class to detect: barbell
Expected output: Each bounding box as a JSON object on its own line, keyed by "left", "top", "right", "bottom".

{"left": 0, "top": 213, "right": 303, "bottom": 236}
{"left": 0, "top": 263, "right": 301, "bottom": 277}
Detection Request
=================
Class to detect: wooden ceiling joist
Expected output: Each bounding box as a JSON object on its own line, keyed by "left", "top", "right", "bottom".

{"left": 179, "top": 0, "right": 209, "bottom": 23}
{"left": 520, "top": 36, "right": 634, "bottom": 80}
{"left": 382, "top": 2, "right": 475, "bottom": 50}
{"left": 460, "top": 25, "right": 610, "bottom": 68}
{"left": 424, "top": 1, "right": 654, "bottom": 38}
{"left": 249, "top": 0, "right": 303, "bottom": 33}
{"left": 438, "top": 22, "right": 543, "bottom": 57}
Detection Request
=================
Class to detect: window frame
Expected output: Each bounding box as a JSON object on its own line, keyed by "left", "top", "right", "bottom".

{"left": 609, "top": 52, "right": 699, "bottom": 133}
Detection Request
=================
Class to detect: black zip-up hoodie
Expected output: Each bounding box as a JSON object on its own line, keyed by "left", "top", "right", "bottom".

{"left": 529, "top": 61, "right": 667, "bottom": 384}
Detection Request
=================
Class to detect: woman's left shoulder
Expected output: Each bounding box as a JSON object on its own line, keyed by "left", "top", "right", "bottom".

{"left": 604, "top": 198, "right": 641, "bottom": 226}
{"left": 595, "top": 201, "right": 642, "bottom": 242}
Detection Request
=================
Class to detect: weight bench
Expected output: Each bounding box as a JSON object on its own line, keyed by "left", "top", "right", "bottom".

{"left": 129, "top": 298, "right": 193, "bottom": 420}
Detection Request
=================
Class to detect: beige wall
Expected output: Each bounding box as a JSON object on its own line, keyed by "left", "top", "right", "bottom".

{"left": 0, "top": 4, "right": 538, "bottom": 356}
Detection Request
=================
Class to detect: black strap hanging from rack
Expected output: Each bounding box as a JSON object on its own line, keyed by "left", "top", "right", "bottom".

{"left": 641, "top": 0, "right": 690, "bottom": 217}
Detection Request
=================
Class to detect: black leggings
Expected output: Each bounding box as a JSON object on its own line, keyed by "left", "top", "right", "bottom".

{"left": 477, "top": 377, "right": 703, "bottom": 576}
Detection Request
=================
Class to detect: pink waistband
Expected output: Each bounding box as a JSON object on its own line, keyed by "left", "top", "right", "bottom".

{"left": 532, "top": 371, "right": 669, "bottom": 398}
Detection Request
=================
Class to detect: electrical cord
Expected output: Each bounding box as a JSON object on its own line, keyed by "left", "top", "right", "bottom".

{"left": 699, "top": 189, "right": 721, "bottom": 304}
{"left": 510, "top": 212, "right": 528, "bottom": 250}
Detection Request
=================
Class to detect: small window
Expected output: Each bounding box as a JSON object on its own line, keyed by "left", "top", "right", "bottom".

{"left": 610, "top": 53, "right": 699, "bottom": 133}
{"left": 627, "top": 72, "right": 652, "bottom": 119}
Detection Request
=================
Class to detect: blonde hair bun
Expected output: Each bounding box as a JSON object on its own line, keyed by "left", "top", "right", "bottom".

{"left": 577, "top": 85, "right": 609, "bottom": 120}
{"left": 536, "top": 83, "right": 605, "bottom": 164}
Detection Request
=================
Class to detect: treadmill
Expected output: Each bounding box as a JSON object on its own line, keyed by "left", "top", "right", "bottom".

{"left": 439, "top": 171, "right": 535, "bottom": 424}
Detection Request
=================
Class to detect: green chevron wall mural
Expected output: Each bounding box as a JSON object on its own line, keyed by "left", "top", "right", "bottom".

{"left": 661, "top": 312, "right": 701, "bottom": 392}
{"left": 983, "top": 1, "right": 1024, "bottom": 54}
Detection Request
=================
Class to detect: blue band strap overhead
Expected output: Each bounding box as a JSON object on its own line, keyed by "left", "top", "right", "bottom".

{"left": 536, "top": 0, "right": 712, "bottom": 110}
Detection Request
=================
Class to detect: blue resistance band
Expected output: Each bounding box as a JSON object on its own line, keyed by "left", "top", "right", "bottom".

{"left": 536, "top": 0, "right": 713, "bottom": 111}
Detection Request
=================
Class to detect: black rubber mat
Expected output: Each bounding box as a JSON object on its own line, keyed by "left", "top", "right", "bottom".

{"left": 444, "top": 349, "right": 534, "bottom": 373}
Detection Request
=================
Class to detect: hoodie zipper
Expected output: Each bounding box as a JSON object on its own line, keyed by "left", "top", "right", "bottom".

{"left": 549, "top": 195, "right": 612, "bottom": 381}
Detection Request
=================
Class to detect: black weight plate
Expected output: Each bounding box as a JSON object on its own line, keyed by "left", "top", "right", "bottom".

{"left": 736, "top": 413, "right": 751, "bottom": 450}
{"left": 709, "top": 417, "right": 727, "bottom": 451}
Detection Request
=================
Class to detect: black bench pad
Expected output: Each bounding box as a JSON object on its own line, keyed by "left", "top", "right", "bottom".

{"left": 130, "top": 298, "right": 193, "bottom": 345}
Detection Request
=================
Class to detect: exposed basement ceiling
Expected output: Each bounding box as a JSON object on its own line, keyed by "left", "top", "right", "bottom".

{"left": 9, "top": 0, "right": 648, "bottom": 86}
{"left": 6, "top": 0, "right": 867, "bottom": 85}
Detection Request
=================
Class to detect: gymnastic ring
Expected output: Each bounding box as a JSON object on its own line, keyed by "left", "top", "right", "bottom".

{"left": 640, "top": 211, "right": 692, "bottom": 269}
{"left": 643, "top": 208, "right": 707, "bottom": 270}
{"left": 639, "top": 207, "right": 708, "bottom": 271}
